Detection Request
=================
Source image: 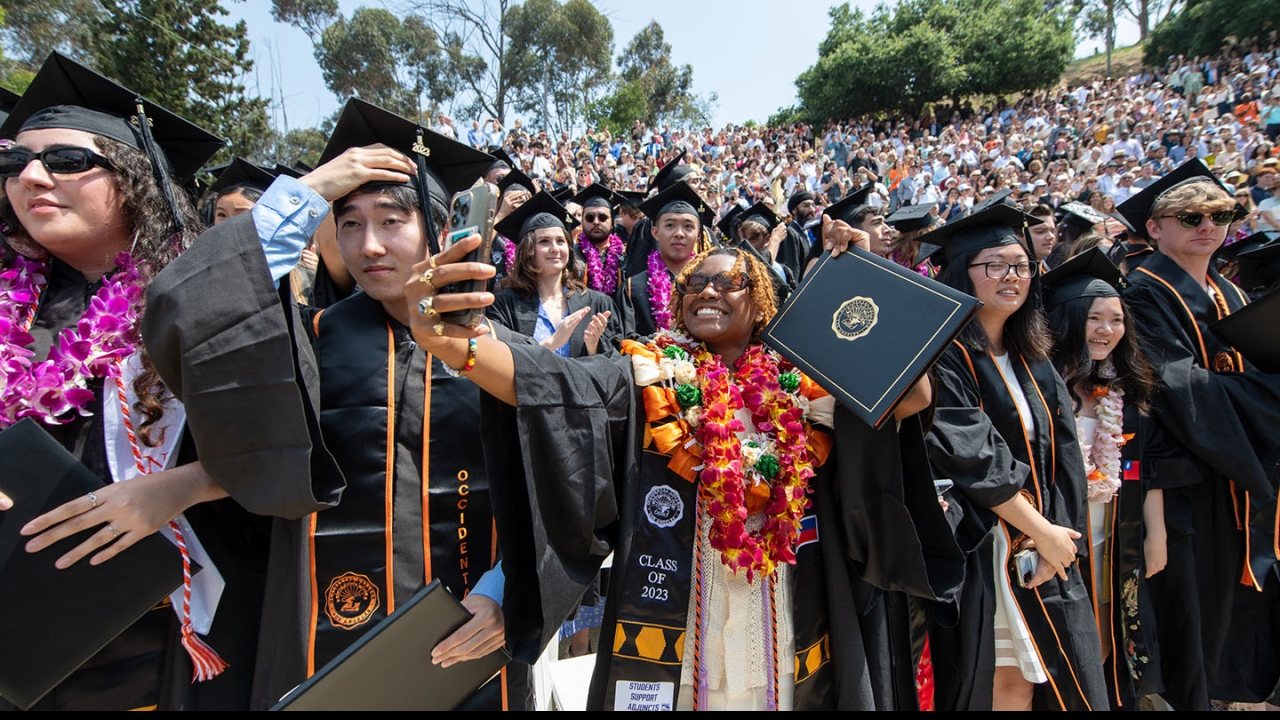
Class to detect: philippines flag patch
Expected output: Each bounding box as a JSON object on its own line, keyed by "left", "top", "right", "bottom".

{"left": 796, "top": 516, "right": 820, "bottom": 549}
{"left": 1122, "top": 460, "right": 1141, "bottom": 481}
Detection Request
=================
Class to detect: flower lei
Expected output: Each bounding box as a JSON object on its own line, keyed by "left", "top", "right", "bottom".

{"left": 501, "top": 235, "right": 517, "bottom": 274}
{"left": 627, "top": 331, "right": 830, "bottom": 582}
{"left": 0, "top": 252, "right": 145, "bottom": 428}
{"left": 578, "top": 231, "right": 624, "bottom": 295}
{"left": 646, "top": 250, "right": 673, "bottom": 330}
{"left": 1076, "top": 358, "right": 1125, "bottom": 504}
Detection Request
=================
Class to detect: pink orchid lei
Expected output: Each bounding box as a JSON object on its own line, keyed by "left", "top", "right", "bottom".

{"left": 1077, "top": 358, "right": 1125, "bottom": 504}
{"left": 578, "top": 231, "right": 624, "bottom": 295}
{"left": 502, "top": 235, "right": 517, "bottom": 274}
{"left": 646, "top": 250, "right": 673, "bottom": 330}
{"left": 0, "top": 252, "right": 145, "bottom": 428}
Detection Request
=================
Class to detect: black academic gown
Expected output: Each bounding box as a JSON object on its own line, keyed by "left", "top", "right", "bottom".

{"left": 778, "top": 222, "right": 812, "bottom": 280}
{"left": 614, "top": 270, "right": 668, "bottom": 339}
{"left": 1107, "top": 240, "right": 1155, "bottom": 272}
{"left": 480, "top": 342, "right": 965, "bottom": 711}
{"left": 141, "top": 215, "right": 532, "bottom": 711}
{"left": 486, "top": 287, "right": 621, "bottom": 357}
{"left": 925, "top": 341, "right": 1108, "bottom": 711}
{"left": 1122, "top": 251, "right": 1280, "bottom": 709}
{"left": 2, "top": 259, "right": 270, "bottom": 712}
{"left": 571, "top": 233, "right": 627, "bottom": 296}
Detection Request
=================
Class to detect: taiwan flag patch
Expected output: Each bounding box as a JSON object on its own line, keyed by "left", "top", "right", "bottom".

{"left": 1122, "top": 460, "right": 1141, "bottom": 481}
{"left": 796, "top": 515, "right": 820, "bottom": 549}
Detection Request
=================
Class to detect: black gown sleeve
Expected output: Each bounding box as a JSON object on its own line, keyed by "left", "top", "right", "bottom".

{"left": 480, "top": 343, "right": 636, "bottom": 663}
{"left": 141, "top": 213, "right": 344, "bottom": 518}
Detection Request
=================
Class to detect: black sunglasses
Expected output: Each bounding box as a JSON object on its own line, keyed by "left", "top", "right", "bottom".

{"left": 0, "top": 146, "right": 115, "bottom": 178}
{"left": 1158, "top": 210, "right": 1236, "bottom": 229}
{"left": 676, "top": 271, "right": 749, "bottom": 295}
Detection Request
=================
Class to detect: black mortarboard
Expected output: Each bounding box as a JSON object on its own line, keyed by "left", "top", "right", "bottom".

{"left": 493, "top": 191, "right": 578, "bottom": 241}
{"left": 489, "top": 148, "right": 515, "bottom": 172}
{"left": 497, "top": 166, "right": 536, "bottom": 196}
{"left": 617, "top": 190, "right": 645, "bottom": 207}
{"left": 1216, "top": 231, "right": 1270, "bottom": 263}
{"left": 652, "top": 149, "right": 691, "bottom": 191}
{"left": 1115, "top": 159, "right": 1239, "bottom": 240}
{"left": 1237, "top": 239, "right": 1280, "bottom": 290}
{"left": 639, "top": 181, "right": 714, "bottom": 229}
{"left": 572, "top": 183, "right": 624, "bottom": 212}
{"left": 2, "top": 52, "right": 222, "bottom": 184}
{"left": 205, "top": 157, "right": 277, "bottom": 199}
{"left": 1040, "top": 247, "right": 1127, "bottom": 311}
{"left": 814, "top": 185, "right": 879, "bottom": 242}
{"left": 1057, "top": 201, "right": 1109, "bottom": 228}
{"left": 0, "top": 86, "right": 21, "bottom": 130}
{"left": 549, "top": 186, "right": 575, "bottom": 203}
{"left": 716, "top": 204, "right": 745, "bottom": 239}
{"left": 885, "top": 202, "right": 941, "bottom": 233}
{"left": 737, "top": 201, "right": 780, "bottom": 232}
{"left": 273, "top": 163, "right": 304, "bottom": 179}
{"left": 914, "top": 202, "right": 1042, "bottom": 265}
{"left": 319, "top": 98, "right": 492, "bottom": 255}
{"left": 971, "top": 187, "right": 1015, "bottom": 214}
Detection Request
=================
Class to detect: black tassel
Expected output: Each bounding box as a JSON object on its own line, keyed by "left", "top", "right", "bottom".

{"left": 416, "top": 129, "right": 441, "bottom": 257}
{"left": 133, "top": 99, "right": 185, "bottom": 236}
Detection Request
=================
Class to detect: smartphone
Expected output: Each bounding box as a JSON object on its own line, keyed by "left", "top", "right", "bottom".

{"left": 438, "top": 183, "right": 498, "bottom": 327}
{"left": 933, "top": 478, "right": 954, "bottom": 496}
{"left": 1012, "top": 548, "right": 1040, "bottom": 589}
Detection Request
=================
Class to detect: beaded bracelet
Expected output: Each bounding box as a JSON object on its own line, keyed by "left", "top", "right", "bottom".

{"left": 443, "top": 337, "right": 479, "bottom": 378}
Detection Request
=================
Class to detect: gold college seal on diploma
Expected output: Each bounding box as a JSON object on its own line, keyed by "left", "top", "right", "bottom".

{"left": 832, "top": 296, "right": 879, "bottom": 341}
{"left": 325, "top": 572, "right": 381, "bottom": 629}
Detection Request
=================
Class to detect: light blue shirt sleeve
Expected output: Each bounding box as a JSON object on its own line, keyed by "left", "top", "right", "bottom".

{"left": 251, "top": 175, "right": 330, "bottom": 285}
{"left": 471, "top": 560, "right": 505, "bottom": 605}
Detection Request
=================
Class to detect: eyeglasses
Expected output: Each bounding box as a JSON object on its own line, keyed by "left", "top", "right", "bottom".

{"left": 1157, "top": 211, "right": 1235, "bottom": 229}
{"left": 676, "top": 271, "right": 750, "bottom": 295}
{"left": 583, "top": 212, "right": 610, "bottom": 222}
{"left": 968, "top": 261, "right": 1035, "bottom": 279}
{"left": 0, "top": 146, "right": 115, "bottom": 177}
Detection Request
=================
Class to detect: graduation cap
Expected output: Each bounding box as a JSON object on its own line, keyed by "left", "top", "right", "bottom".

{"left": 492, "top": 190, "right": 578, "bottom": 241}
{"left": 488, "top": 148, "right": 516, "bottom": 172}
{"left": 716, "top": 204, "right": 745, "bottom": 239}
{"left": 319, "top": 98, "right": 493, "bottom": 255}
{"left": 2, "top": 52, "right": 224, "bottom": 235}
{"left": 572, "top": 183, "right": 624, "bottom": 213}
{"left": 971, "top": 187, "right": 1016, "bottom": 214}
{"left": 1216, "top": 231, "right": 1270, "bottom": 263}
{"left": 737, "top": 201, "right": 780, "bottom": 232}
{"left": 914, "top": 202, "right": 1042, "bottom": 266}
{"left": 497, "top": 166, "right": 536, "bottom": 196}
{"left": 1115, "top": 159, "right": 1240, "bottom": 241}
{"left": 1057, "top": 201, "right": 1109, "bottom": 229}
{"left": 638, "top": 181, "right": 714, "bottom": 229}
{"left": 885, "top": 202, "right": 940, "bottom": 233}
{"left": 204, "top": 157, "right": 277, "bottom": 199}
{"left": 0, "top": 86, "right": 21, "bottom": 130}
{"left": 617, "top": 190, "right": 645, "bottom": 208}
{"left": 1237, "top": 239, "right": 1280, "bottom": 290}
{"left": 549, "top": 186, "right": 575, "bottom": 203}
{"left": 652, "top": 149, "right": 692, "bottom": 191}
{"left": 271, "top": 162, "right": 305, "bottom": 180}
{"left": 1040, "top": 247, "right": 1127, "bottom": 311}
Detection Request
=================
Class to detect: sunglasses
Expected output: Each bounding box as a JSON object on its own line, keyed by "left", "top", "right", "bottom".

{"left": 1158, "top": 210, "right": 1236, "bottom": 229}
{"left": 676, "top": 271, "right": 749, "bottom": 295}
{"left": 0, "top": 146, "right": 115, "bottom": 178}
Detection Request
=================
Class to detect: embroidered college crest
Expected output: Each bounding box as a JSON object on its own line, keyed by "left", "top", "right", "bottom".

{"left": 324, "top": 572, "right": 380, "bottom": 629}
{"left": 644, "top": 485, "right": 684, "bottom": 528}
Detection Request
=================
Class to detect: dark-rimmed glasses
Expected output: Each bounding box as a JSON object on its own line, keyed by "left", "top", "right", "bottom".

{"left": 1157, "top": 211, "right": 1235, "bottom": 229}
{"left": 0, "top": 147, "right": 115, "bottom": 178}
{"left": 676, "top": 271, "right": 749, "bottom": 294}
{"left": 968, "top": 261, "right": 1034, "bottom": 279}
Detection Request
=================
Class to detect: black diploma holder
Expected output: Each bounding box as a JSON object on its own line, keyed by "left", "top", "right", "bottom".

{"left": 1211, "top": 288, "right": 1280, "bottom": 373}
{"left": 272, "top": 580, "right": 511, "bottom": 711}
{"left": 0, "top": 418, "right": 186, "bottom": 710}
{"left": 762, "top": 248, "right": 981, "bottom": 429}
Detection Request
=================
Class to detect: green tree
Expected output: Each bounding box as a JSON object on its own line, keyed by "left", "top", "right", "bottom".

{"left": 406, "top": 0, "right": 519, "bottom": 124}
{"left": 85, "top": 0, "right": 270, "bottom": 161}
{"left": 1145, "top": 0, "right": 1280, "bottom": 63}
{"left": 0, "top": 0, "right": 101, "bottom": 67}
{"left": 505, "top": 0, "right": 613, "bottom": 133}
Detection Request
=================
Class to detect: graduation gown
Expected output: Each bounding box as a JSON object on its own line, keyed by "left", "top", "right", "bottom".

{"left": 486, "top": 287, "right": 621, "bottom": 357}
{"left": 925, "top": 341, "right": 1108, "bottom": 711}
{"left": 3, "top": 259, "right": 270, "bottom": 712}
{"left": 141, "top": 215, "right": 531, "bottom": 711}
{"left": 479, "top": 342, "right": 965, "bottom": 711}
{"left": 778, "top": 222, "right": 812, "bottom": 280}
{"left": 1122, "top": 251, "right": 1280, "bottom": 708}
{"left": 613, "top": 270, "right": 668, "bottom": 339}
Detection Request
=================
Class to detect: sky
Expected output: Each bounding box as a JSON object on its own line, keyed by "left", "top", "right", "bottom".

{"left": 224, "top": 0, "right": 1142, "bottom": 133}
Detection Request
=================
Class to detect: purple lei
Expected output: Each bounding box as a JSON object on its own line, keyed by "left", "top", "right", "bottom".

{"left": 501, "top": 235, "right": 517, "bottom": 274}
{"left": 647, "top": 250, "right": 673, "bottom": 331}
{"left": 578, "top": 231, "right": 624, "bottom": 295}
{"left": 0, "top": 252, "right": 145, "bottom": 428}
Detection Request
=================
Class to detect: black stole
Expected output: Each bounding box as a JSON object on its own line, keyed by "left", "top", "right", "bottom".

{"left": 309, "top": 293, "right": 496, "bottom": 672}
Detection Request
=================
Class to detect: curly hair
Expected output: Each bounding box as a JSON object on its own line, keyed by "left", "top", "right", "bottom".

{"left": 671, "top": 247, "right": 777, "bottom": 343}
{"left": 0, "top": 135, "right": 204, "bottom": 446}
{"left": 499, "top": 226, "right": 587, "bottom": 297}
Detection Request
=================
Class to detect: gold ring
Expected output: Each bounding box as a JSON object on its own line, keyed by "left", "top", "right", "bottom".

{"left": 434, "top": 322, "right": 446, "bottom": 336}
{"left": 428, "top": 255, "right": 438, "bottom": 270}
{"left": 417, "top": 296, "right": 438, "bottom": 317}
{"left": 87, "top": 491, "right": 99, "bottom": 509}
{"left": 419, "top": 269, "right": 435, "bottom": 288}
{"left": 107, "top": 525, "right": 121, "bottom": 538}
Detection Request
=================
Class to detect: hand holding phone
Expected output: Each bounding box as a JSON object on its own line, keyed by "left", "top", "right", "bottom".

{"left": 1013, "top": 548, "right": 1040, "bottom": 589}
{"left": 438, "top": 183, "right": 498, "bottom": 327}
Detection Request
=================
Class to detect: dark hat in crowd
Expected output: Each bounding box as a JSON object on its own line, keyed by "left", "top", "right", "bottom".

{"left": 493, "top": 190, "right": 578, "bottom": 241}
{"left": 1040, "top": 247, "right": 1127, "bottom": 312}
